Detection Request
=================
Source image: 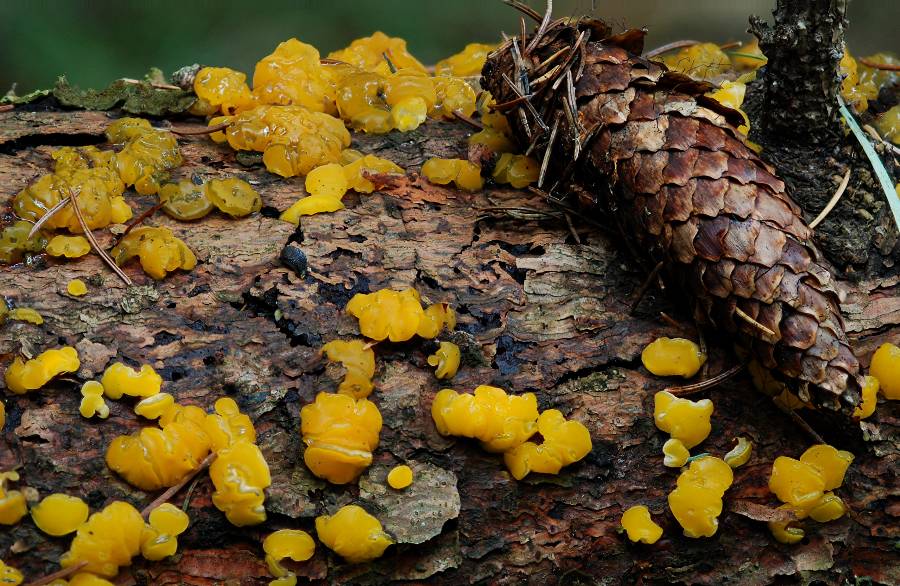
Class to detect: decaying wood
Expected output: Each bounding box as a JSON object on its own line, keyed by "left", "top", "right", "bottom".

{"left": 0, "top": 106, "right": 898, "bottom": 584}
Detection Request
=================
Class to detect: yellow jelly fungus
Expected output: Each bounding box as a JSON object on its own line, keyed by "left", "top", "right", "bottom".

{"left": 839, "top": 49, "right": 878, "bottom": 113}
{"left": 205, "top": 178, "right": 262, "bottom": 218}
{"left": 662, "top": 438, "right": 690, "bottom": 468}
{"left": 30, "top": 493, "right": 89, "bottom": 536}
{"left": 653, "top": 391, "right": 713, "bottom": 449}
{"left": 106, "top": 404, "right": 211, "bottom": 491}
{"left": 668, "top": 456, "right": 733, "bottom": 537}
{"left": 321, "top": 339, "right": 376, "bottom": 399}
{"left": 436, "top": 43, "right": 496, "bottom": 77}
{"left": 621, "top": 505, "right": 663, "bottom": 544}
{"left": 300, "top": 392, "right": 382, "bottom": 484}
{"left": 432, "top": 77, "right": 477, "bottom": 118}
{"left": 421, "top": 158, "right": 484, "bottom": 192}
{"left": 0, "top": 471, "right": 27, "bottom": 525}
{"left": 729, "top": 39, "right": 766, "bottom": 71}
{"left": 870, "top": 342, "right": 900, "bottom": 399}
{"left": 807, "top": 493, "right": 847, "bottom": 523}
{"left": 724, "top": 437, "right": 753, "bottom": 468}
{"left": 68, "top": 573, "right": 116, "bottom": 586}
{"left": 387, "top": 465, "right": 413, "bottom": 490}
{"left": 110, "top": 226, "right": 197, "bottom": 280}
{"left": 0, "top": 402, "right": 5, "bottom": 431}
{"left": 642, "top": 337, "right": 706, "bottom": 378}
{"left": 194, "top": 66, "right": 255, "bottom": 115}
{"left": 768, "top": 505, "right": 806, "bottom": 544}
{"left": 46, "top": 235, "right": 91, "bottom": 258}
{"left": 768, "top": 456, "right": 825, "bottom": 508}
{"left": 427, "top": 341, "right": 461, "bottom": 380}
{"left": 853, "top": 375, "right": 879, "bottom": 419}
{"left": 60, "top": 501, "right": 145, "bottom": 577}
{"left": 159, "top": 180, "right": 214, "bottom": 221}
{"left": 706, "top": 80, "right": 750, "bottom": 135}
{"left": 799, "top": 444, "right": 854, "bottom": 491}
{"left": 503, "top": 409, "right": 592, "bottom": 480}
{"left": 253, "top": 39, "right": 333, "bottom": 111}
{"left": 203, "top": 397, "right": 256, "bottom": 451}
{"left": 875, "top": 105, "right": 899, "bottom": 145}
{"left": 67, "top": 279, "right": 88, "bottom": 297}
{"left": 279, "top": 195, "right": 344, "bottom": 224}
{"left": 209, "top": 440, "right": 272, "bottom": 526}
{"left": 141, "top": 503, "right": 190, "bottom": 561}
{"left": 107, "top": 118, "right": 182, "bottom": 195}
{"left": 109, "top": 195, "right": 134, "bottom": 224}
{"left": 99, "top": 362, "right": 162, "bottom": 400}
{"left": 417, "top": 302, "right": 457, "bottom": 339}
{"left": 5, "top": 346, "right": 80, "bottom": 394}
{"left": 8, "top": 308, "right": 43, "bottom": 325}
{"left": 306, "top": 163, "right": 349, "bottom": 200}
{"left": 134, "top": 392, "right": 175, "bottom": 419}
{"left": 661, "top": 43, "right": 731, "bottom": 79}
{"left": 492, "top": 153, "right": 539, "bottom": 188}
{"left": 328, "top": 31, "right": 426, "bottom": 76}
{"left": 0, "top": 560, "right": 23, "bottom": 586}
{"left": 346, "top": 288, "right": 424, "bottom": 342}
{"left": 263, "top": 529, "right": 315, "bottom": 578}
{"left": 80, "top": 381, "right": 110, "bottom": 419}
{"left": 432, "top": 385, "right": 539, "bottom": 453}
{"left": 0, "top": 220, "right": 48, "bottom": 265}
{"left": 342, "top": 154, "right": 404, "bottom": 193}
{"left": 469, "top": 127, "right": 517, "bottom": 154}
{"left": 315, "top": 504, "right": 393, "bottom": 563}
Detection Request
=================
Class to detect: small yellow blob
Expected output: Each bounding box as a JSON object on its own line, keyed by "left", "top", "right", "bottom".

{"left": 31, "top": 493, "right": 90, "bottom": 536}
{"left": 768, "top": 505, "right": 805, "bottom": 544}
{"left": 141, "top": 503, "right": 190, "bottom": 561}
{"left": 502, "top": 409, "right": 592, "bottom": 479}
{"left": 8, "top": 307, "right": 44, "bottom": 325}
{"left": 280, "top": 195, "right": 344, "bottom": 224}
{"left": 668, "top": 456, "right": 733, "bottom": 538}
{"left": 723, "top": 437, "right": 753, "bottom": 468}
{"left": 621, "top": 505, "right": 663, "bottom": 544}
{"left": 435, "top": 43, "right": 496, "bottom": 77}
{"left": 315, "top": 504, "right": 393, "bottom": 563}
{"left": 5, "top": 346, "right": 80, "bottom": 394}
{"left": 807, "top": 493, "right": 847, "bottom": 523}
{"left": 768, "top": 456, "right": 825, "bottom": 508}
{"left": 134, "top": 392, "right": 175, "bottom": 419}
{"left": 306, "top": 163, "right": 349, "bottom": 200}
{"left": 209, "top": 440, "right": 271, "bottom": 526}
{"left": 432, "top": 385, "right": 539, "bottom": 453}
{"left": 427, "top": 341, "right": 461, "bottom": 379}
{"left": 653, "top": 390, "right": 713, "bottom": 449}
{"left": 0, "top": 560, "right": 23, "bottom": 586}
{"left": 491, "top": 153, "right": 539, "bottom": 188}
{"left": 68, "top": 574, "right": 116, "bottom": 586}
{"left": 342, "top": 154, "right": 404, "bottom": 193}
{"left": 641, "top": 337, "right": 706, "bottom": 378}
{"left": 110, "top": 226, "right": 196, "bottom": 280}
{"left": 321, "top": 339, "right": 376, "bottom": 399}
{"left": 799, "top": 444, "right": 853, "bottom": 491}
{"left": 67, "top": 279, "right": 88, "bottom": 297}
{"left": 662, "top": 438, "right": 690, "bottom": 468}
{"left": 422, "top": 158, "right": 484, "bottom": 191}
{"left": 109, "top": 195, "right": 134, "bottom": 223}
{"left": 853, "top": 375, "right": 879, "bottom": 419}
{"left": 60, "top": 501, "right": 145, "bottom": 577}
{"left": 203, "top": 396, "right": 256, "bottom": 451}
{"left": 264, "top": 529, "right": 315, "bottom": 578}
{"left": 660, "top": 43, "right": 731, "bottom": 79}
{"left": 870, "top": 343, "right": 900, "bottom": 399}
{"left": 0, "top": 402, "right": 5, "bottom": 431}
{"left": 346, "top": 288, "right": 425, "bottom": 342}
{"left": 100, "top": 362, "right": 162, "bottom": 400}
{"left": 387, "top": 465, "right": 414, "bottom": 489}
{"left": 46, "top": 235, "right": 92, "bottom": 258}
{"left": 0, "top": 471, "right": 27, "bottom": 525}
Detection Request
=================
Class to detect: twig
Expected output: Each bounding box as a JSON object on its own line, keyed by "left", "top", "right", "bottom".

{"left": 0, "top": 104, "right": 13, "bottom": 113}
{"left": 319, "top": 58, "right": 351, "bottom": 65}
{"left": 117, "top": 201, "right": 164, "bottom": 242}
{"left": 24, "top": 562, "right": 88, "bottom": 586}
{"left": 27, "top": 196, "right": 71, "bottom": 238}
{"left": 537, "top": 115, "right": 560, "bottom": 188}
{"left": 644, "top": 40, "right": 700, "bottom": 59}
{"left": 502, "top": 0, "right": 542, "bottom": 22}
{"left": 858, "top": 57, "right": 900, "bottom": 71}
{"left": 453, "top": 111, "right": 484, "bottom": 130}
{"left": 563, "top": 212, "right": 581, "bottom": 244}
{"left": 629, "top": 261, "right": 665, "bottom": 314}
{"left": 382, "top": 52, "right": 397, "bottom": 74}
{"left": 786, "top": 409, "right": 825, "bottom": 444}
{"left": 69, "top": 188, "right": 133, "bottom": 286}
{"left": 666, "top": 363, "right": 746, "bottom": 396}
{"left": 524, "top": 0, "right": 554, "bottom": 56}
{"left": 181, "top": 474, "right": 203, "bottom": 512}
{"left": 809, "top": 169, "right": 851, "bottom": 229}
{"left": 120, "top": 78, "right": 181, "bottom": 91}
{"left": 172, "top": 121, "right": 231, "bottom": 136}
{"left": 534, "top": 47, "right": 569, "bottom": 75}
{"left": 141, "top": 452, "right": 217, "bottom": 519}
{"left": 734, "top": 306, "right": 777, "bottom": 338}
{"left": 658, "top": 312, "right": 682, "bottom": 329}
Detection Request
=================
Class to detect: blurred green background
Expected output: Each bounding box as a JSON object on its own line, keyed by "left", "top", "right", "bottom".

{"left": 1, "top": 0, "right": 897, "bottom": 94}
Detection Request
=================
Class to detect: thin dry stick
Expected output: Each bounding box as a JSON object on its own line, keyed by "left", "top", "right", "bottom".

{"left": 563, "top": 212, "right": 581, "bottom": 244}
{"left": 120, "top": 77, "right": 181, "bottom": 90}
{"left": 502, "top": 0, "right": 542, "bottom": 22}
{"left": 141, "top": 452, "right": 217, "bottom": 519}
{"left": 629, "top": 261, "right": 665, "bottom": 314}
{"left": 27, "top": 196, "right": 71, "bottom": 238}
{"left": 809, "top": 169, "right": 852, "bottom": 229}
{"left": 453, "top": 110, "right": 484, "bottom": 130}
{"left": 666, "top": 363, "right": 746, "bottom": 396}
{"left": 537, "top": 115, "right": 560, "bottom": 188}
{"left": 734, "top": 306, "right": 777, "bottom": 338}
{"left": 172, "top": 121, "right": 231, "bottom": 136}
{"left": 524, "top": 0, "right": 554, "bottom": 56}
{"left": 69, "top": 188, "right": 133, "bottom": 286}
{"left": 117, "top": 201, "right": 165, "bottom": 243}
{"left": 858, "top": 57, "right": 900, "bottom": 71}
{"left": 786, "top": 409, "right": 826, "bottom": 444}
{"left": 24, "top": 561, "right": 88, "bottom": 586}
{"left": 644, "top": 39, "right": 700, "bottom": 59}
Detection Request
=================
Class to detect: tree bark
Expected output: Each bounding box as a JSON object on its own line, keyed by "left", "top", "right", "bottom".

{"left": 0, "top": 106, "right": 898, "bottom": 585}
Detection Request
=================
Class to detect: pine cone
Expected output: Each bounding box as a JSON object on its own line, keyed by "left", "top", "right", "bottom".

{"left": 482, "top": 19, "right": 861, "bottom": 412}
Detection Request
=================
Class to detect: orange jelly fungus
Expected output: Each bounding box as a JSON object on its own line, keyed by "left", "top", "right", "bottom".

{"left": 263, "top": 529, "right": 315, "bottom": 579}
{"left": 503, "top": 409, "right": 592, "bottom": 480}
{"left": 60, "top": 501, "right": 145, "bottom": 577}
{"left": 0, "top": 471, "right": 27, "bottom": 525}
{"left": 321, "top": 339, "right": 376, "bottom": 399}
{"left": 5, "top": 346, "right": 80, "bottom": 395}
{"left": 99, "top": 362, "right": 162, "bottom": 400}
{"left": 653, "top": 390, "right": 713, "bottom": 449}
{"left": 315, "top": 504, "right": 393, "bottom": 563}
{"left": 431, "top": 385, "right": 539, "bottom": 453}
{"left": 427, "top": 341, "right": 461, "bottom": 380}
{"left": 668, "top": 456, "right": 733, "bottom": 538}
{"left": 30, "top": 493, "right": 90, "bottom": 536}
{"left": 621, "top": 505, "right": 663, "bottom": 544}
{"left": 300, "top": 392, "right": 382, "bottom": 484}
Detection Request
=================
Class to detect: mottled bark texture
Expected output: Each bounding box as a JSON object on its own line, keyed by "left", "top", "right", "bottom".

{"left": 483, "top": 20, "right": 861, "bottom": 412}
{"left": 0, "top": 104, "right": 898, "bottom": 584}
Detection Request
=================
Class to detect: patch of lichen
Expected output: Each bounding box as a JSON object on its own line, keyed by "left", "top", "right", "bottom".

{"left": 52, "top": 76, "right": 196, "bottom": 116}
